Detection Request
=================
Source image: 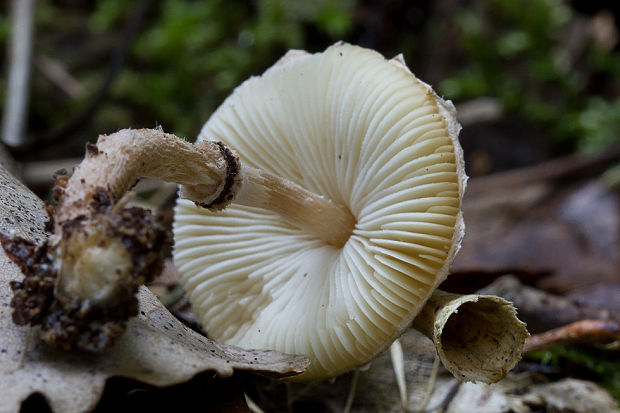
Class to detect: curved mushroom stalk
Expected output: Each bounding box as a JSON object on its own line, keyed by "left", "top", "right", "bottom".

{"left": 3, "top": 127, "right": 351, "bottom": 351}
{"left": 4, "top": 128, "right": 233, "bottom": 350}
{"left": 412, "top": 289, "right": 529, "bottom": 383}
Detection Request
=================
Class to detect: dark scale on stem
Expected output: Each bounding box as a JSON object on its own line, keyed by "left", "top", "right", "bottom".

{"left": 91, "top": 186, "right": 114, "bottom": 211}
{"left": 51, "top": 169, "right": 70, "bottom": 205}
{"left": 199, "top": 141, "right": 240, "bottom": 210}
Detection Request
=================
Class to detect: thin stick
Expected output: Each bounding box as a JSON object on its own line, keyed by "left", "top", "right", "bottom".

{"left": 244, "top": 393, "right": 267, "bottom": 413}
{"left": 416, "top": 356, "right": 440, "bottom": 413}
{"left": 480, "top": 275, "right": 620, "bottom": 334}
{"left": 523, "top": 319, "right": 620, "bottom": 353}
{"left": 2, "top": 0, "right": 35, "bottom": 148}
{"left": 343, "top": 369, "right": 360, "bottom": 413}
{"left": 390, "top": 339, "right": 408, "bottom": 412}
{"left": 35, "top": 55, "right": 85, "bottom": 99}
{"left": 467, "top": 143, "right": 620, "bottom": 196}
{"left": 423, "top": 381, "right": 461, "bottom": 413}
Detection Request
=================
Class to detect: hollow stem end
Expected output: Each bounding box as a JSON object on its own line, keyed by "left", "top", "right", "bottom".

{"left": 413, "top": 290, "right": 529, "bottom": 383}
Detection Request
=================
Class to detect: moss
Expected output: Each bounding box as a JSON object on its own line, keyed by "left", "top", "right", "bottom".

{"left": 528, "top": 345, "right": 620, "bottom": 405}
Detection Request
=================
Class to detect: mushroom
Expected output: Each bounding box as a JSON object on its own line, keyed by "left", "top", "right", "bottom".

{"left": 2, "top": 43, "right": 526, "bottom": 382}
{"left": 173, "top": 43, "right": 527, "bottom": 380}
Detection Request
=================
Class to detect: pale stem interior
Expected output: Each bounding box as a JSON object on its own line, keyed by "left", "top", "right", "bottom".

{"left": 235, "top": 167, "right": 355, "bottom": 247}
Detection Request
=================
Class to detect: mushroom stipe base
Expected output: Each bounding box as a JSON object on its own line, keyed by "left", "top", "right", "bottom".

{"left": 2, "top": 184, "right": 168, "bottom": 352}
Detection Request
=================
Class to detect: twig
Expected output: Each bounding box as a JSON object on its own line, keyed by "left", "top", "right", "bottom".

{"left": 343, "top": 369, "right": 360, "bottom": 413}
{"left": 479, "top": 275, "right": 620, "bottom": 334}
{"left": 390, "top": 339, "right": 408, "bottom": 412}
{"left": 35, "top": 55, "right": 85, "bottom": 99}
{"left": 467, "top": 143, "right": 620, "bottom": 196}
{"left": 244, "top": 392, "right": 267, "bottom": 413}
{"left": 14, "top": 0, "right": 153, "bottom": 155}
{"left": 1, "top": 0, "right": 35, "bottom": 148}
{"left": 423, "top": 381, "right": 461, "bottom": 413}
{"left": 523, "top": 319, "right": 620, "bottom": 353}
{"left": 455, "top": 97, "right": 503, "bottom": 127}
{"left": 416, "top": 356, "right": 440, "bottom": 413}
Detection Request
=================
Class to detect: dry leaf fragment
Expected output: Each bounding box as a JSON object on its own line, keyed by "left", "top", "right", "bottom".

{"left": 0, "top": 164, "right": 308, "bottom": 413}
{"left": 428, "top": 374, "right": 620, "bottom": 413}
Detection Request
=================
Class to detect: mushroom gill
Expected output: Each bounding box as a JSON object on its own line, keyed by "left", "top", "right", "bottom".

{"left": 174, "top": 43, "right": 466, "bottom": 380}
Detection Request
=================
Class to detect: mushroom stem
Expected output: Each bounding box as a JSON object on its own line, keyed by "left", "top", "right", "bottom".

{"left": 4, "top": 127, "right": 357, "bottom": 351}
{"left": 55, "top": 128, "right": 354, "bottom": 303}
{"left": 412, "top": 289, "right": 529, "bottom": 383}
{"left": 235, "top": 167, "right": 355, "bottom": 247}
{"left": 55, "top": 128, "right": 236, "bottom": 231}
{"left": 58, "top": 128, "right": 354, "bottom": 244}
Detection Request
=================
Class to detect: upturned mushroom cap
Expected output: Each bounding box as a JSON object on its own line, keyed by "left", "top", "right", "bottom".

{"left": 173, "top": 43, "right": 466, "bottom": 380}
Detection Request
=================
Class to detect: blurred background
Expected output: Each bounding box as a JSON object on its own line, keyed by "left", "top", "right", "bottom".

{"left": 1, "top": 0, "right": 619, "bottom": 176}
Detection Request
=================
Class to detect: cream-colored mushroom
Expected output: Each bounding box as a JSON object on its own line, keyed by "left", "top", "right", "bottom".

{"left": 3, "top": 43, "right": 526, "bottom": 379}
{"left": 173, "top": 43, "right": 496, "bottom": 380}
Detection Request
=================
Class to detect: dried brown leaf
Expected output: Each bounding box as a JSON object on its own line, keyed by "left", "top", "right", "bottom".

{"left": 455, "top": 178, "right": 620, "bottom": 293}
{"left": 0, "top": 165, "right": 308, "bottom": 413}
{"left": 251, "top": 329, "right": 439, "bottom": 412}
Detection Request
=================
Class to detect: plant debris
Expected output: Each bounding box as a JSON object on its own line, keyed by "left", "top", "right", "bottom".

{"left": 0, "top": 164, "right": 308, "bottom": 413}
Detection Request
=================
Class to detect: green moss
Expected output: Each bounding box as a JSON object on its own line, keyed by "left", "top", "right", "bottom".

{"left": 528, "top": 345, "right": 620, "bottom": 405}
{"left": 439, "top": 0, "right": 620, "bottom": 153}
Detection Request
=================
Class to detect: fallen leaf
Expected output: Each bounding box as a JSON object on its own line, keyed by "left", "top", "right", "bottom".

{"left": 247, "top": 328, "right": 440, "bottom": 412}
{"left": 567, "top": 282, "right": 620, "bottom": 314}
{"left": 428, "top": 374, "right": 620, "bottom": 413}
{"left": 480, "top": 275, "right": 620, "bottom": 334}
{"left": 523, "top": 378, "right": 620, "bottom": 413}
{"left": 455, "top": 177, "right": 620, "bottom": 293}
{"left": 352, "top": 329, "right": 439, "bottom": 412}
{"left": 0, "top": 165, "right": 308, "bottom": 413}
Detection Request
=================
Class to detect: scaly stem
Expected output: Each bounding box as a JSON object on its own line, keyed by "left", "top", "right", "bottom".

{"left": 55, "top": 128, "right": 354, "bottom": 303}
{"left": 3, "top": 127, "right": 355, "bottom": 351}
{"left": 55, "top": 128, "right": 236, "bottom": 230}
{"left": 57, "top": 128, "right": 354, "bottom": 244}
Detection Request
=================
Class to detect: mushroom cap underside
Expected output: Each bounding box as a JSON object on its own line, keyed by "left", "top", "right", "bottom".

{"left": 174, "top": 43, "right": 466, "bottom": 380}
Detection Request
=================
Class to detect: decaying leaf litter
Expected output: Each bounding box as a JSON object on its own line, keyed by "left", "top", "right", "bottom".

{"left": 0, "top": 163, "right": 308, "bottom": 413}
{"left": 2, "top": 137, "right": 620, "bottom": 412}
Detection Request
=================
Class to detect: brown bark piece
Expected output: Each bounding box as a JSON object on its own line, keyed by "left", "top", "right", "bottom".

{"left": 524, "top": 319, "right": 620, "bottom": 353}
